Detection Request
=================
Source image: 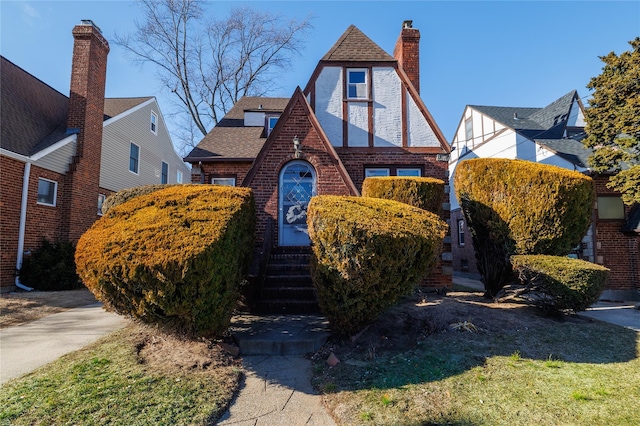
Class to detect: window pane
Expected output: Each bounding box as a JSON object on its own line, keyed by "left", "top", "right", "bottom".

{"left": 161, "top": 162, "right": 168, "bottom": 184}
{"left": 365, "top": 168, "right": 390, "bottom": 178}
{"left": 177, "top": 171, "right": 183, "bottom": 184}
{"left": 37, "top": 179, "right": 55, "bottom": 205}
{"left": 97, "top": 194, "right": 105, "bottom": 215}
{"left": 212, "top": 178, "right": 235, "bottom": 186}
{"left": 598, "top": 196, "right": 625, "bottom": 219}
{"left": 458, "top": 219, "right": 465, "bottom": 245}
{"left": 397, "top": 168, "right": 421, "bottom": 177}
{"left": 151, "top": 112, "right": 157, "bottom": 133}
{"left": 349, "top": 71, "right": 365, "bottom": 84}
{"left": 129, "top": 143, "right": 139, "bottom": 173}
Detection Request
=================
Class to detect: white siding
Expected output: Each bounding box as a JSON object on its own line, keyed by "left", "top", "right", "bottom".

{"left": 372, "top": 67, "right": 402, "bottom": 147}
{"left": 406, "top": 92, "right": 440, "bottom": 147}
{"left": 315, "top": 67, "right": 343, "bottom": 147}
{"left": 567, "top": 99, "right": 585, "bottom": 127}
{"left": 347, "top": 102, "right": 369, "bottom": 147}
{"left": 100, "top": 100, "right": 189, "bottom": 191}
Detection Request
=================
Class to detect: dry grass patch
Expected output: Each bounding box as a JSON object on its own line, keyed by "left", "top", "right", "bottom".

{"left": 313, "top": 292, "right": 640, "bottom": 425}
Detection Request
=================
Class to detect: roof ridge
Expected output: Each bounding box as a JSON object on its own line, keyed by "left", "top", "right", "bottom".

{"left": 320, "top": 25, "right": 395, "bottom": 62}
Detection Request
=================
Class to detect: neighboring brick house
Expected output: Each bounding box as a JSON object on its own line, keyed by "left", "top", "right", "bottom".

{"left": 0, "top": 21, "right": 189, "bottom": 291}
{"left": 185, "top": 22, "right": 453, "bottom": 311}
{"left": 449, "top": 90, "right": 640, "bottom": 300}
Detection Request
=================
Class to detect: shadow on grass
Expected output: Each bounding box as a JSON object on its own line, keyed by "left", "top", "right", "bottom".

{"left": 313, "top": 292, "right": 639, "bottom": 392}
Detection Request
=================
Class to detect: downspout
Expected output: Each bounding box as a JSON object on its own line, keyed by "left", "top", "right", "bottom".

{"left": 15, "top": 161, "right": 33, "bottom": 291}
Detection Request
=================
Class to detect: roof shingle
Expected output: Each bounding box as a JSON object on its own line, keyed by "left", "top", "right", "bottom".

{"left": 321, "top": 25, "right": 396, "bottom": 62}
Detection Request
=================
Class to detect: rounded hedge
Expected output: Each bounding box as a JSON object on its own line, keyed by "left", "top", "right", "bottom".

{"left": 362, "top": 176, "right": 445, "bottom": 214}
{"left": 102, "top": 184, "right": 179, "bottom": 214}
{"left": 454, "top": 158, "right": 595, "bottom": 297}
{"left": 19, "top": 239, "right": 83, "bottom": 291}
{"left": 511, "top": 255, "right": 609, "bottom": 312}
{"left": 307, "top": 195, "right": 447, "bottom": 335}
{"left": 76, "top": 185, "right": 255, "bottom": 338}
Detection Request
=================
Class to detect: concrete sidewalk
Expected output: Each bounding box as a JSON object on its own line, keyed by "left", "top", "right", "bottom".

{"left": 0, "top": 303, "right": 128, "bottom": 384}
{"left": 579, "top": 301, "right": 640, "bottom": 332}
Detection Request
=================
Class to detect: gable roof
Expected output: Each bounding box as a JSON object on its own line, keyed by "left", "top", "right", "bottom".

{"left": 104, "top": 97, "right": 152, "bottom": 119}
{"left": 243, "top": 87, "right": 359, "bottom": 195}
{"left": 469, "top": 90, "right": 592, "bottom": 166}
{"left": 184, "top": 96, "right": 290, "bottom": 161}
{"left": 1, "top": 56, "right": 162, "bottom": 158}
{"left": 321, "top": 25, "right": 396, "bottom": 62}
{"left": 1, "top": 56, "right": 69, "bottom": 156}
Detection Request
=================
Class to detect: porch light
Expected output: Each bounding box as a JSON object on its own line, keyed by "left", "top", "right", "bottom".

{"left": 293, "top": 135, "right": 302, "bottom": 158}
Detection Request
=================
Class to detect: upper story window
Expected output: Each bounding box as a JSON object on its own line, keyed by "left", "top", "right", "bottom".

{"left": 465, "top": 117, "right": 473, "bottom": 141}
{"left": 211, "top": 177, "right": 236, "bottom": 186}
{"left": 150, "top": 111, "right": 158, "bottom": 134}
{"left": 458, "top": 219, "right": 465, "bottom": 246}
{"left": 37, "top": 178, "right": 57, "bottom": 206}
{"left": 97, "top": 194, "right": 106, "bottom": 216}
{"left": 129, "top": 142, "right": 140, "bottom": 174}
{"left": 177, "top": 170, "right": 183, "bottom": 184}
{"left": 347, "top": 69, "right": 367, "bottom": 99}
{"left": 161, "top": 161, "right": 168, "bottom": 184}
{"left": 267, "top": 116, "right": 279, "bottom": 136}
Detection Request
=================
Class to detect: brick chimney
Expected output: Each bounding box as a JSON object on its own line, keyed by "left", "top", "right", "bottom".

{"left": 393, "top": 20, "right": 421, "bottom": 94}
{"left": 62, "top": 20, "right": 109, "bottom": 242}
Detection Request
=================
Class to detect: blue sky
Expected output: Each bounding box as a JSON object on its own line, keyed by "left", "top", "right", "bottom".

{"left": 2, "top": 0, "right": 639, "bottom": 152}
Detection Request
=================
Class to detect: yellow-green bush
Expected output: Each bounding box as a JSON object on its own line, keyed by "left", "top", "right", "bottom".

{"left": 102, "top": 184, "right": 179, "bottom": 214}
{"left": 76, "top": 185, "right": 255, "bottom": 338}
{"left": 454, "top": 158, "right": 594, "bottom": 297}
{"left": 362, "top": 176, "right": 445, "bottom": 214}
{"left": 307, "top": 195, "right": 447, "bottom": 335}
{"left": 511, "top": 255, "right": 609, "bottom": 312}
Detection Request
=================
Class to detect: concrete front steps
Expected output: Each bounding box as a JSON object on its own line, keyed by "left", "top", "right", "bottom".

{"left": 230, "top": 314, "right": 331, "bottom": 355}
{"left": 255, "top": 247, "right": 320, "bottom": 314}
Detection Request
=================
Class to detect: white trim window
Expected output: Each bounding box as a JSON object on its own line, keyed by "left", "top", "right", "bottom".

{"left": 347, "top": 69, "right": 368, "bottom": 99}
{"left": 150, "top": 111, "right": 158, "bottom": 134}
{"left": 97, "top": 194, "right": 106, "bottom": 216}
{"left": 465, "top": 117, "right": 473, "bottom": 141}
{"left": 211, "top": 177, "right": 236, "bottom": 186}
{"left": 161, "top": 161, "right": 168, "bottom": 184}
{"left": 457, "top": 219, "right": 465, "bottom": 246}
{"left": 37, "top": 178, "right": 57, "bottom": 206}
{"left": 177, "top": 170, "right": 183, "bottom": 184}
{"left": 397, "top": 168, "right": 421, "bottom": 177}
{"left": 129, "top": 142, "right": 140, "bottom": 174}
{"left": 364, "top": 168, "right": 390, "bottom": 178}
{"left": 267, "top": 116, "right": 279, "bottom": 136}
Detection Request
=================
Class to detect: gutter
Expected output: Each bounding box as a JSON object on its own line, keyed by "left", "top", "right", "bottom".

{"left": 15, "top": 161, "right": 33, "bottom": 291}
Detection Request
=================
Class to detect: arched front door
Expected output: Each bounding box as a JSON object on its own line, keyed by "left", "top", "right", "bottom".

{"left": 278, "top": 161, "right": 317, "bottom": 246}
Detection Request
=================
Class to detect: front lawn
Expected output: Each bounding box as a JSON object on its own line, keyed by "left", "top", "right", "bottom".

{"left": 313, "top": 292, "right": 640, "bottom": 425}
{"left": 0, "top": 324, "right": 240, "bottom": 425}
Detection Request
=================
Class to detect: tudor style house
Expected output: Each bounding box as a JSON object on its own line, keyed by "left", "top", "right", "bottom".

{"left": 0, "top": 21, "right": 189, "bottom": 291}
{"left": 449, "top": 91, "right": 640, "bottom": 300}
{"left": 185, "top": 22, "right": 453, "bottom": 312}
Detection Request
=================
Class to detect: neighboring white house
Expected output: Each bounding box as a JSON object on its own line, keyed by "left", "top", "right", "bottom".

{"left": 101, "top": 97, "right": 190, "bottom": 195}
{"left": 449, "top": 90, "right": 640, "bottom": 300}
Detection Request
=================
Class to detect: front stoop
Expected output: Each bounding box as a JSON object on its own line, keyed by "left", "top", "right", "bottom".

{"left": 230, "top": 314, "right": 331, "bottom": 355}
{"left": 256, "top": 246, "right": 319, "bottom": 314}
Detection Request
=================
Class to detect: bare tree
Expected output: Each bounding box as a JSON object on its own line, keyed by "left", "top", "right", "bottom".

{"left": 115, "top": 0, "right": 312, "bottom": 153}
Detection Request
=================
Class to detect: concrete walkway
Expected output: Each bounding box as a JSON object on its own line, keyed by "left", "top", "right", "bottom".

{"left": 217, "top": 354, "right": 336, "bottom": 425}
{"left": 0, "top": 303, "right": 128, "bottom": 384}
{"left": 579, "top": 301, "right": 640, "bottom": 332}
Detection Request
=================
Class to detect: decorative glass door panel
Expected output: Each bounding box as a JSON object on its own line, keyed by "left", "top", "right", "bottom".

{"left": 279, "top": 161, "right": 316, "bottom": 246}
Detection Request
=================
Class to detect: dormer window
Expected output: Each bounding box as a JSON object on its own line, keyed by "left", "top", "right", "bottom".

{"left": 347, "top": 69, "right": 367, "bottom": 99}
{"left": 150, "top": 111, "right": 158, "bottom": 134}
{"left": 267, "top": 116, "right": 279, "bottom": 136}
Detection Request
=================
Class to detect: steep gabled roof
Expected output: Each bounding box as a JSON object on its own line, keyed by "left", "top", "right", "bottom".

{"left": 321, "top": 25, "right": 395, "bottom": 62}
{"left": 535, "top": 137, "right": 593, "bottom": 168}
{"left": 1, "top": 56, "right": 69, "bottom": 156}
{"left": 183, "top": 96, "right": 290, "bottom": 161}
{"left": 104, "top": 97, "right": 152, "bottom": 119}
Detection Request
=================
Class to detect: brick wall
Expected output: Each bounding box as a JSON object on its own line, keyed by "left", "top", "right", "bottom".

{"left": 191, "top": 162, "right": 253, "bottom": 185}
{"left": 450, "top": 208, "right": 480, "bottom": 276}
{"left": 247, "top": 96, "right": 353, "bottom": 245}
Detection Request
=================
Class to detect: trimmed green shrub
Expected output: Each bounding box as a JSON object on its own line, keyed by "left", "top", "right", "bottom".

{"left": 101, "top": 184, "right": 179, "bottom": 214}
{"left": 76, "top": 185, "right": 255, "bottom": 338}
{"left": 362, "top": 176, "right": 445, "bottom": 214}
{"left": 511, "top": 255, "right": 609, "bottom": 312}
{"left": 19, "top": 239, "right": 83, "bottom": 291}
{"left": 307, "top": 195, "right": 447, "bottom": 335}
{"left": 454, "top": 158, "right": 595, "bottom": 297}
